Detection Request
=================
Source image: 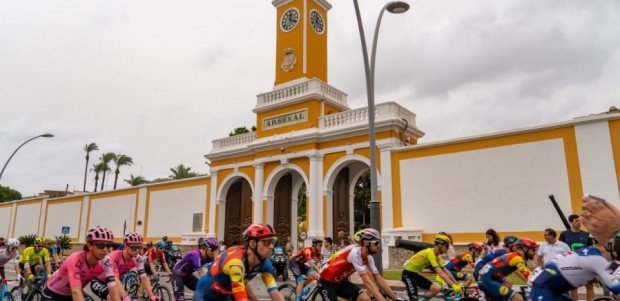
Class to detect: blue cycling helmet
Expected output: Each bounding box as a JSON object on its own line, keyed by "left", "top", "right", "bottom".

{"left": 155, "top": 240, "right": 166, "bottom": 249}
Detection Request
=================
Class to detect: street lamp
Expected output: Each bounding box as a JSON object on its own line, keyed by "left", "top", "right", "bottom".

{"left": 0, "top": 133, "right": 54, "bottom": 183}
{"left": 352, "top": 0, "right": 409, "bottom": 273}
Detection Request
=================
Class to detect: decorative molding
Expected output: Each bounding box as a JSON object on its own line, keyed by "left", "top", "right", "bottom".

{"left": 254, "top": 78, "right": 348, "bottom": 113}
{"left": 271, "top": 0, "right": 294, "bottom": 8}
{"left": 281, "top": 48, "right": 297, "bottom": 72}
{"left": 311, "top": 0, "right": 332, "bottom": 11}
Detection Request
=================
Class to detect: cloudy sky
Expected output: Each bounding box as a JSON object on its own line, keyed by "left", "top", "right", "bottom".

{"left": 1, "top": 1, "right": 619, "bottom": 198}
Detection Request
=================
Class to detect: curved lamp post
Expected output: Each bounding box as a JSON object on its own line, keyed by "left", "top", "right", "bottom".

{"left": 0, "top": 133, "right": 54, "bottom": 183}
{"left": 352, "top": 0, "right": 410, "bottom": 273}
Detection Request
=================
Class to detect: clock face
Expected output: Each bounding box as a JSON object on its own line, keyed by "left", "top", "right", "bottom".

{"left": 281, "top": 8, "right": 299, "bottom": 32}
{"left": 310, "top": 10, "right": 324, "bottom": 34}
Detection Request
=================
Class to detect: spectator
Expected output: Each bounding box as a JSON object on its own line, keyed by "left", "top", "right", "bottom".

{"left": 481, "top": 228, "right": 501, "bottom": 257}
{"left": 536, "top": 228, "right": 569, "bottom": 266}
{"left": 218, "top": 240, "right": 226, "bottom": 253}
{"left": 581, "top": 194, "right": 620, "bottom": 243}
{"left": 560, "top": 214, "right": 594, "bottom": 301}
{"left": 321, "top": 237, "right": 334, "bottom": 266}
{"left": 336, "top": 231, "right": 346, "bottom": 250}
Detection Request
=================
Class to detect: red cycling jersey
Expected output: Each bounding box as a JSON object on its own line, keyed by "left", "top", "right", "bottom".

{"left": 319, "top": 244, "right": 378, "bottom": 284}
{"left": 145, "top": 248, "right": 166, "bottom": 263}
{"left": 290, "top": 246, "right": 322, "bottom": 265}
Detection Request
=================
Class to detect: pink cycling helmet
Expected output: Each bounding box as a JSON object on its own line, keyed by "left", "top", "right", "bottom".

{"left": 124, "top": 232, "right": 143, "bottom": 245}
{"left": 87, "top": 226, "right": 114, "bottom": 243}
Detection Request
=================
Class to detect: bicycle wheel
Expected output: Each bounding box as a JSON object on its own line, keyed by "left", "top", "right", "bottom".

{"left": 9, "top": 287, "right": 22, "bottom": 301}
{"left": 278, "top": 283, "right": 297, "bottom": 301}
{"left": 309, "top": 288, "right": 325, "bottom": 301}
{"left": 154, "top": 286, "right": 172, "bottom": 301}
{"left": 2, "top": 291, "right": 14, "bottom": 301}
{"left": 25, "top": 289, "right": 43, "bottom": 301}
{"left": 127, "top": 283, "right": 140, "bottom": 297}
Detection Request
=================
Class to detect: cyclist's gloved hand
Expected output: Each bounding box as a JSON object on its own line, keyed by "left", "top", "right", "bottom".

{"left": 122, "top": 295, "right": 131, "bottom": 301}
{"left": 47, "top": 273, "right": 52, "bottom": 278}
{"left": 451, "top": 284, "right": 463, "bottom": 293}
{"left": 27, "top": 274, "right": 35, "bottom": 281}
{"left": 149, "top": 295, "right": 160, "bottom": 301}
{"left": 17, "top": 274, "right": 23, "bottom": 282}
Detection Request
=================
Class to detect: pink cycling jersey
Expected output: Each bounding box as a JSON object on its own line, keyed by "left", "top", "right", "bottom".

{"left": 97, "top": 250, "right": 147, "bottom": 281}
{"left": 46, "top": 251, "right": 116, "bottom": 296}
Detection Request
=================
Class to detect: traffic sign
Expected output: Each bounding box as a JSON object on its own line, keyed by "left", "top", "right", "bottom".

{"left": 299, "top": 231, "right": 307, "bottom": 240}
{"left": 61, "top": 226, "right": 70, "bottom": 234}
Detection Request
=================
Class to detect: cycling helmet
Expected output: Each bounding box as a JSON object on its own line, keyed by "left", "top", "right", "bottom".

{"left": 243, "top": 223, "right": 276, "bottom": 241}
{"left": 155, "top": 240, "right": 166, "bottom": 249}
{"left": 503, "top": 235, "right": 518, "bottom": 247}
{"left": 312, "top": 238, "right": 323, "bottom": 245}
{"left": 124, "top": 232, "right": 144, "bottom": 245}
{"left": 7, "top": 238, "right": 19, "bottom": 248}
{"left": 34, "top": 237, "right": 44, "bottom": 245}
{"left": 45, "top": 237, "right": 55, "bottom": 244}
{"left": 87, "top": 226, "right": 114, "bottom": 243}
{"left": 434, "top": 234, "right": 451, "bottom": 245}
{"left": 203, "top": 237, "right": 219, "bottom": 250}
{"left": 513, "top": 238, "right": 539, "bottom": 258}
{"left": 162, "top": 236, "right": 168, "bottom": 241}
{"left": 468, "top": 242, "right": 483, "bottom": 252}
{"left": 357, "top": 228, "right": 381, "bottom": 242}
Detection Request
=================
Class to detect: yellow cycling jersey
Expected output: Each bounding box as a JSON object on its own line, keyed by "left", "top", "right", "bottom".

{"left": 404, "top": 248, "right": 444, "bottom": 273}
{"left": 18, "top": 246, "right": 50, "bottom": 266}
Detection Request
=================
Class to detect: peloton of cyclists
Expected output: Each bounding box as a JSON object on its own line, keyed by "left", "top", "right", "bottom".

{"left": 18, "top": 236, "right": 53, "bottom": 293}
{"left": 288, "top": 238, "right": 322, "bottom": 301}
{"left": 318, "top": 228, "right": 402, "bottom": 301}
{"left": 437, "top": 242, "right": 483, "bottom": 290}
{"left": 473, "top": 235, "right": 519, "bottom": 282}
{"left": 477, "top": 238, "right": 538, "bottom": 301}
{"left": 42, "top": 226, "right": 120, "bottom": 301}
{"left": 193, "top": 223, "right": 285, "bottom": 301}
{"left": 172, "top": 237, "right": 219, "bottom": 301}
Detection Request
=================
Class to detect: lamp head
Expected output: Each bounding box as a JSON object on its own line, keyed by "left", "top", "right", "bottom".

{"left": 41, "top": 133, "right": 54, "bottom": 138}
{"left": 387, "top": 1, "right": 410, "bottom": 14}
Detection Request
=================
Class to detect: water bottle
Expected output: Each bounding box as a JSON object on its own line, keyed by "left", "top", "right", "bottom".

{"left": 301, "top": 286, "right": 311, "bottom": 299}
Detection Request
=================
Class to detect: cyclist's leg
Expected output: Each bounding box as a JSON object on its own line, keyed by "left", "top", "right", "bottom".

{"left": 316, "top": 279, "right": 339, "bottom": 301}
{"left": 288, "top": 261, "right": 305, "bottom": 298}
{"left": 172, "top": 273, "right": 185, "bottom": 301}
{"left": 183, "top": 274, "right": 199, "bottom": 291}
{"left": 338, "top": 280, "right": 367, "bottom": 301}
{"left": 402, "top": 270, "right": 421, "bottom": 300}
{"left": 479, "top": 276, "right": 517, "bottom": 301}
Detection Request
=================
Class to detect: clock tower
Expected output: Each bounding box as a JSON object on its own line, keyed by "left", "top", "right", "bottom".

{"left": 272, "top": 0, "right": 331, "bottom": 86}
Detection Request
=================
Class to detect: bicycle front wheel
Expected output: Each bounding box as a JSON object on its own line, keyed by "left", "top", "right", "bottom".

{"left": 2, "top": 291, "right": 14, "bottom": 301}
{"left": 24, "top": 289, "right": 43, "bottom": 301}
{"left": 154, "top": 286, "right": 172, "bottom": 301}
{"left": 278, "top": 283, "right": 296, "bottom": 301}
{"left": 309, "top": 288, "right": 325, "bottom": 301}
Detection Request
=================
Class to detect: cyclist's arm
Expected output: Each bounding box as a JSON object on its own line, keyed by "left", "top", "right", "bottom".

{"left": 435, "top": 267, "right": 458, "bottom": 286}
{"left": 226, "top": 258, "right": 249, "bottom": 301}
{"left": 114, "top": 275, "right": 129, "bottom": 298}
{"left": 246, "top": 281, "right": 259, "bottom": 301}
{"left": 161, "top": 254, "right": 171, "bottom": 274}
{"left": 372, "top": 272, "right": 400, "bottom": 301}
{"left": 268, "top": 288, "right": 285, "bottom": 301}
{"left": 360, "top": 272, "right": 387, "bottom": 301}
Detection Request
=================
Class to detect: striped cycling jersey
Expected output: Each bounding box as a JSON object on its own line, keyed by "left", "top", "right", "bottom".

{"left": 479, "top": 252, "right": 530, "bottom": 280}
{"left": 445, "top": 252, "right": 474, "bottom": 272}
{"left": 319, "top": 244, "right": 379, "bottom": 284}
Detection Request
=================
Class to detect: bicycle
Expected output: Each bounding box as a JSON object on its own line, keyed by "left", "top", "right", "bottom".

{"left": 121, "top": 270, "right": 140, "bottom": 296}
{"left": 278, "top": 280, "right": 319, "bottom": 301}
{"left": 1, "top": 278, "right": 19, "bottom": 301}
{"left": 168, "top": 275, "right": 193, "bottom": 301}
{"left": 130, "top": 274, "right": 172, "bottom": 301}
{"left": 10, "top": 271, "right": 47, "bottom": 301}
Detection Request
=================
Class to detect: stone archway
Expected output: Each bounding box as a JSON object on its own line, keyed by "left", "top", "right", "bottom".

{"left": 223, "top": 179, "right": 253, "bottom": 246}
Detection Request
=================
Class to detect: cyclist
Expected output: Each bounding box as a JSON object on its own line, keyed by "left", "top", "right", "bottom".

{"left": 193, "top": 223, "right": 284, "bottom": 301}
{"left": 172, "top": 237, "right": 218, "bottom": 301}
{"left": 318, "top": 228, "right": 402, "bottom": 301}
{"left": 144, "top": 240, "right": 172, "bottom": 276}
{"left": 288, "top": 238, "right": 322, "bottom": 301}
{"left": 473, "top": 235, "right": 519, "bottom": 281}
{"left": 45, "top": 237, "right": 61, "bottom": 271}
{"left": 42, "top": 226, "right": 120, "bottom": 301}
{"left": 437, "top": 242, "right": 482, "bottom": 290}
{"left": 477, "top": 238, "right": 538, "bottom": 301}
{"left": 401, "top": 234, "right": 462, "bottom": 301}
{"left": 528, "top": 237, "right": 620, "bottom": 301}
{"left": 18, "top": 236, "right": 52, "bottom": 285}
{"left": 90, "top": 232, "right": 157, "bottom": 301}
{"left": 0, "top": 239, "right": 22, "bottom": 283}
{"left": 141, "top": 241, "right": 153, "bottom": 256}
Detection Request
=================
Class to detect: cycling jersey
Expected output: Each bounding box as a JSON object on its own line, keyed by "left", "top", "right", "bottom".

{"left": 445, "top": 252, "right": 474, "bottom": 272}
{"left": 529, "top": 248, "right": 620, "bottom": 301}
{"left": 18, "top": 246, "right": 50, "bottom": 266}
{"left": 403, "top": 248, "right": 444, "bottom": 274}
{"left": 478, "top": 252, "right": 530, "bottom": 301}
{"left": 0, "top": 249, "right": 19, "bottom": 267}
{"left": 319, "top": 244, "right": 379, "bottom": 284}
{"left": 46, "top": 251, "right": 116, "bottom": 296}
{"left": 290, "top": 246, "right": 322, "bottom": 265}
{"left": 193, "top": 246, "right": 278, "bottom": 301}
{"left": 97, "top": 250, "right": 147, "bottom": 281}
{"left": 47, "top": 245, "right": 58, "bottom": 256}
{"left": 145, "top": 248, "right": 166, "bottom": 263}
{"left": 473, "top": 249, "right": 506, "bottom": 280}
{"left": 173, "top": 249, "right": 212, "bottom": 277}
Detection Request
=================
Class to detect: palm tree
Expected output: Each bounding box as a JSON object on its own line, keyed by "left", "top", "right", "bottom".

{"left": 124, "top": 174, "right": 148, "bottom": 186}
{"left": 99, "top": 152, "right": 116, "bottom": 191}
{"left": 113, "top": 154, "right": 133, "bottom": 189}
{"left": 92, "top": 163, "right": 105, "bottom": 192}
{"left": 169, "top": 164, "right": 199, "bottom": 179}
{"left": 83, "top": 143, "right": 98, "bottom": 191}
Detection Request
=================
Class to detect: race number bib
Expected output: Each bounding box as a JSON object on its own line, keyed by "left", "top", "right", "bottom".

{"left": 479, "top": 264, "right": 491, "bottom": 276}
{"left": 527, "top": 267, "right": 543, "bottom": 285}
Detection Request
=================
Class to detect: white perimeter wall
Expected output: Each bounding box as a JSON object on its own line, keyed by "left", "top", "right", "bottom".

{"left": 399, "top": 139, "right": 573, "bottom": 233}
{"left": 14, "top": 203, "right": 41, "bottom": 237}
{"left": 147, "top": 185, "right": 207, "bottom": 237}
{"left": 0, "top": 206, "right": 13, "bottom": 238}
{"left": 45, "top": 201, "right": 82, "bottom": 238}
{"left": 88, "top": 194, "right": 137, "bottom": 238}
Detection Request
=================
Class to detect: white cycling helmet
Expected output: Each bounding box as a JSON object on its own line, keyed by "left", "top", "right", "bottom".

{"left": 7, "top": 238, "right": 20, "bottom": 248}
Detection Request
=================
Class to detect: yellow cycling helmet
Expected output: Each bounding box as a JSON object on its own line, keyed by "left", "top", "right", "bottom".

{"left": 34, "top": 237, "right": 44, "bottom": 245}
{"left": 44, "top": 237, "right": 55, "bottom": 244}
{"left": 434, "top": 234, "right": 451, "bottom": 245}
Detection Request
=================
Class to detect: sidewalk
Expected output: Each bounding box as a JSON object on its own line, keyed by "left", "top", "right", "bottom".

{"left": 349, "top": 273, "right": 605, "bottom": 301}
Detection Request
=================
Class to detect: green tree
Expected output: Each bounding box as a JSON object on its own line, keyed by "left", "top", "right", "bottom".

{"left": 112, "top": 154, "right": 133, "bottom": 189}
{"left": 124, "top": 174, "right": 148, "bottom": 186}
{"left": 0, "top": 185, "right": 22, "bottom": 202}
{"left": 91, "top": 162, "right": 105, "bottom": 192}
{"left": 353, "top": 171, "right": 371, "bottom": 228}
{"left": 297, "top": 183, "right": 307, "bottom": 219}
{"left": 83, "top": 143, "right": 99, "bottom": 191}
{"left": 99, "top": 152, "right": 116, "bottom": 191}
{"left": 170, "top": 164, "right": 199, "bottom": 179}
{"left": 228, "top": 126, "right": 256, "bottom": 136}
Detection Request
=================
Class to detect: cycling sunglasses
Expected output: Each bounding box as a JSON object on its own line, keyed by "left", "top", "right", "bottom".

{"left": 93, "top": 243, "right": 112, "bottom": 250}
{"left": 129, "top": 245, "right": 143, "bottom": 251}
{"left": 259, "top": 238, "right": 276, "bottom": 246}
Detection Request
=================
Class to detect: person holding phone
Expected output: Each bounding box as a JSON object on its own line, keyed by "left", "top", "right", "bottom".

{"left": 481, "top": 229, "right": 501, "bottom": 257}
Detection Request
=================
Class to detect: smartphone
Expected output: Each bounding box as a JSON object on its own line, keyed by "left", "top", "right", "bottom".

{"left": 586, "top": 194, "right": 606, "bottom": 203}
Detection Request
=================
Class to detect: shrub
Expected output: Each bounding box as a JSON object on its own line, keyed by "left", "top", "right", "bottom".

{"left": 18, "top": 234, "right": 38, "bottom": 247}
{"left": 54, "top": 235, "right": 71, "bottom": 250}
